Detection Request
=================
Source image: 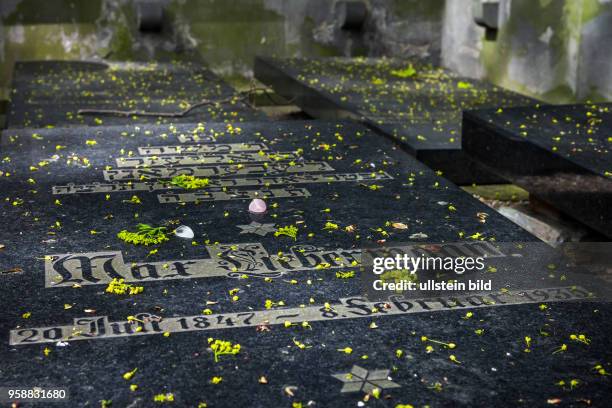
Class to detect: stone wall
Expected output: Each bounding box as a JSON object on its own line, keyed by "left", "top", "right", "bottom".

{"left": 1, "top": 0, "right": 610, "bottom": 103}
{"left": 0, "top": 0, "right": 445, "bottom": 94}
{"left": 441, "top": 0, "right": 612, "bottom": 103}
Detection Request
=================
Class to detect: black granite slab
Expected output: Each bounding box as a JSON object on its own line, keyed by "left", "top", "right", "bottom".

{"left": 463, "top": 103, "right": 612, "bottom": 238}
{"left": 7, "top": 60, "right": 265, "bottom": 128}
{"left": 1, "top": 121, "right": 611, "bottom": 407}
{"left": 254, "top": 56, "right": 538, "bottom": 185}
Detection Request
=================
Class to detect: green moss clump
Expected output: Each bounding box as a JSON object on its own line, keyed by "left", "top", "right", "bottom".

{"left": 170, "top": 175, "right": 210, "bottom": 189}
{"left": 117, "top": 224, "right": 169, "bottom": 246}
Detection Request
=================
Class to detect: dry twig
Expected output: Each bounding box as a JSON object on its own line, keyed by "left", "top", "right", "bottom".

{"left": 76, "top": 86, "right": 294, "bottom": 117}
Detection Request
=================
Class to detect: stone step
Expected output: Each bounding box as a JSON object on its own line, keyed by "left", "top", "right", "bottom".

{"left": 463, "top": 103, "right": 612, "bottom": 238}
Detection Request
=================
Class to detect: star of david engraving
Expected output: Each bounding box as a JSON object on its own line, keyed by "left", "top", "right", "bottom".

{"left": 237, "top": 222, "right": 276, "bottom": 236}
{"left": 332, "top": 365, "right": 400, "bottom": 393}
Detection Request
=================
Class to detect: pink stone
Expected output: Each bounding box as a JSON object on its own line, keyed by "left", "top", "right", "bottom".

{"left": 248, "top": 198, "right": 267, "bottom": 214}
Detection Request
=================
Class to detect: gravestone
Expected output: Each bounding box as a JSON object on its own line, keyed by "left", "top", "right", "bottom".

{"left": 254, "top": 56, "right": 537, "bottom": 185}
{"left": 7, "top": 60, "right": 265, "bottom": 128}
{"left": 1, "top": 121, "right": 610, "bottom": 407}
{"left": 463, "top": 103, "right": 612, "bottom": 238}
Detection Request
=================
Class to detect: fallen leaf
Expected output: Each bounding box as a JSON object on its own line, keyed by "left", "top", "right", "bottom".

{"left": 259, "top": 376, "right": 268, "bottom": 384}
{"left": 1, "top": 267, "right": 23, "bottom": 275}
{"left": 391, "top": 222, "right": 408, "bottom": 230}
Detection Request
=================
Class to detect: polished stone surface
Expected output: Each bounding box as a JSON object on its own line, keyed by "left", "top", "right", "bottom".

{"left": 1, "top": 120, "right": 534, "bottom": 273}
{"left": 1, "top": 121, "right": 611, "bottom": 407}
{"left": 463, "top": 103, "right": 612, "bottom": 238}
{"left": 254, "top": 56, "right": 536, "bottom": 184}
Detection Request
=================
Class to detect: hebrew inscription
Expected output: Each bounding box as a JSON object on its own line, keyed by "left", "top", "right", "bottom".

{"left": 54, "top": 172, "right": 391, "bottom": 195}
{"left": 102, "top": 161, "right": 335, "bottom": 181}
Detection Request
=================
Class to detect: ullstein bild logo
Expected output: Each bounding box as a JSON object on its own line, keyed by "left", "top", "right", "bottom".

{"left": 371, "top": 278, "right": 493, "bottom": 293}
